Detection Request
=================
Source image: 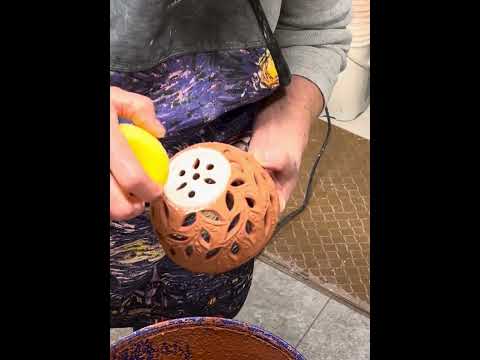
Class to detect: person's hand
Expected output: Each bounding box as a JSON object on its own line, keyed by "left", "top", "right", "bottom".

{"left": 249, "top": 76, "right": 324, "bottom": 212}
{"left": 110, "top": 86, "right": 166, "bottom": 221}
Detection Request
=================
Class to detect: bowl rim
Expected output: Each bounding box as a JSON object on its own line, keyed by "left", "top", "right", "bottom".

{"left": 110, "top": 316, "right": 306, "bottom": 360}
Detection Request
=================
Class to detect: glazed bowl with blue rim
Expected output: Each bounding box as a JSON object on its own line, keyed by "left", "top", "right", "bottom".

{"left": 110, "top": 317, "right": 307, "bottom": 360}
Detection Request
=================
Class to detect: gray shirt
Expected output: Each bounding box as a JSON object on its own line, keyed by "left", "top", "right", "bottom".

{"left": 110, "top": 0, "right": 351, "bottom": 102}
{"left": 261, "top": 0, "right": 352, "bottom": 101}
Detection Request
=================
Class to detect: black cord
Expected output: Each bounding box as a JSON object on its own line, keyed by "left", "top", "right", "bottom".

{"left": 272, "top": 106, "right": 332, "bottom": 237}
{"left": 319, "top": 106, "right": 369, "bottom": 123}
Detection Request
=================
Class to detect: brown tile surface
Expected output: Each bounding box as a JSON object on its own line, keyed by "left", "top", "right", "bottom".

{"left": 129, "top": 121, "right": 369, "bottom": 314}
{"left": 260, "top": 119, "right": 370, "bottom": 313}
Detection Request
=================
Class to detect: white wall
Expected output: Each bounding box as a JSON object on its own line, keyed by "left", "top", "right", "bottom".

{"left": 326, "top": 0, "right": 370, "bottom": 128}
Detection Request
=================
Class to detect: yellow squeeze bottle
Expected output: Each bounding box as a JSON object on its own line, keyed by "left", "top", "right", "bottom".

{"left": 119, "top": 124, "right": 169, "bottom": 185}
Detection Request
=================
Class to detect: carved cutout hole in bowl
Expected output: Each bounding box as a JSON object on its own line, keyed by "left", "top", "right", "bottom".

{"left": 193, "top": 158, "right": 200, "bottom": 169}
{"left": 226, "top": 191, "right": 234, "bottom": 211}
{"left": 228, "top": 214, "right": 240, "bottom": 232}
{"left": 231, "top": 242, "right": 240, "bottom": 254}
{"left": 206, "top": 248, "right": 221, "bottom": 259}
{"left": 169, "top": 233, "right": 188, "bottom": 241}
{"left": 231, "top": 179, "right": 245, "bottom": 187}
{"left": 246, "top": 220, "right": 254, "bottom": 234}
{"left": 182, "top": 213, "right": 197, "bottom": 227}
{"left": 200, "top": 229, "right": 210, "bottom": 243}
{"left": 200, "top": 210, "right": 221, "bottom": 221}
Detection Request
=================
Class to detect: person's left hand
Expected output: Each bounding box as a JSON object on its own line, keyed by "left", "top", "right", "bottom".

{"left": 249, "top": 76, "right": 324, "bottom": 212}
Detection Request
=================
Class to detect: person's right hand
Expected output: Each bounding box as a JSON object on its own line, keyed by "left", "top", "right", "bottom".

{"left": 110, "top": 86, "right": 166, "bottom": 221}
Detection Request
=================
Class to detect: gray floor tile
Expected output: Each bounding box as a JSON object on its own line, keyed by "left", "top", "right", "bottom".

{"left": 110, "top": 328, "right": 133, "bottom": 345}
{"left": 297, "top": 300, "right": 370, "bottom": 360}
{"left": 235, "top": 260, "right": 330, "bottom": 346}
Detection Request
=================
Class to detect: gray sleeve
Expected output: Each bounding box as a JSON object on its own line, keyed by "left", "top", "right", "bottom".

{"left": 275, "top": 0, "right": 352, "bottom": 102}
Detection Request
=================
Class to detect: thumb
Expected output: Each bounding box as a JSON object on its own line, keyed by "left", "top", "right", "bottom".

{"left": 278, "top": 192, "right": 287, "bottom": 212}
{"left": 249, "top": 147, "right": 285, "bottom": 172}
{"left": 110, "top": 87, "right": 165, "bottom": 138}
{"left": 249, "top": 148, "right": 284, "bottom": 211}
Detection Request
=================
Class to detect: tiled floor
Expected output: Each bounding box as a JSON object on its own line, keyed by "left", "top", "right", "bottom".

{"left": 235, "top": 261, "right": 330, "bottom": 346}
{"left": 110, "top": 260, "right": 370, "bottom": 359}
{"left": 262, "top": 111, "right": 370, "bottom": 313}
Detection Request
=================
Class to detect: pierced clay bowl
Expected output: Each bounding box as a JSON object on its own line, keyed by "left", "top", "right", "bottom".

{"left": 150, "top": 142, "right": 280, "bottom": 274}
{"left": 110, "top": 317, "right": 306, "bottom": 360}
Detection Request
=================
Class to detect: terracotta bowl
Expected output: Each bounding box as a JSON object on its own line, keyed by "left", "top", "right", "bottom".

{"left": 151, "top": 142, "right": 280, "bottom": 274}
{"left": 110, "top": 317, "right": 306, "bottom": 360}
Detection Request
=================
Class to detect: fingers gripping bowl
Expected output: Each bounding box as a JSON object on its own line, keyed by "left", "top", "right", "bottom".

{"left": 150, "top": 142, "right": 280, "bottom": 274}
